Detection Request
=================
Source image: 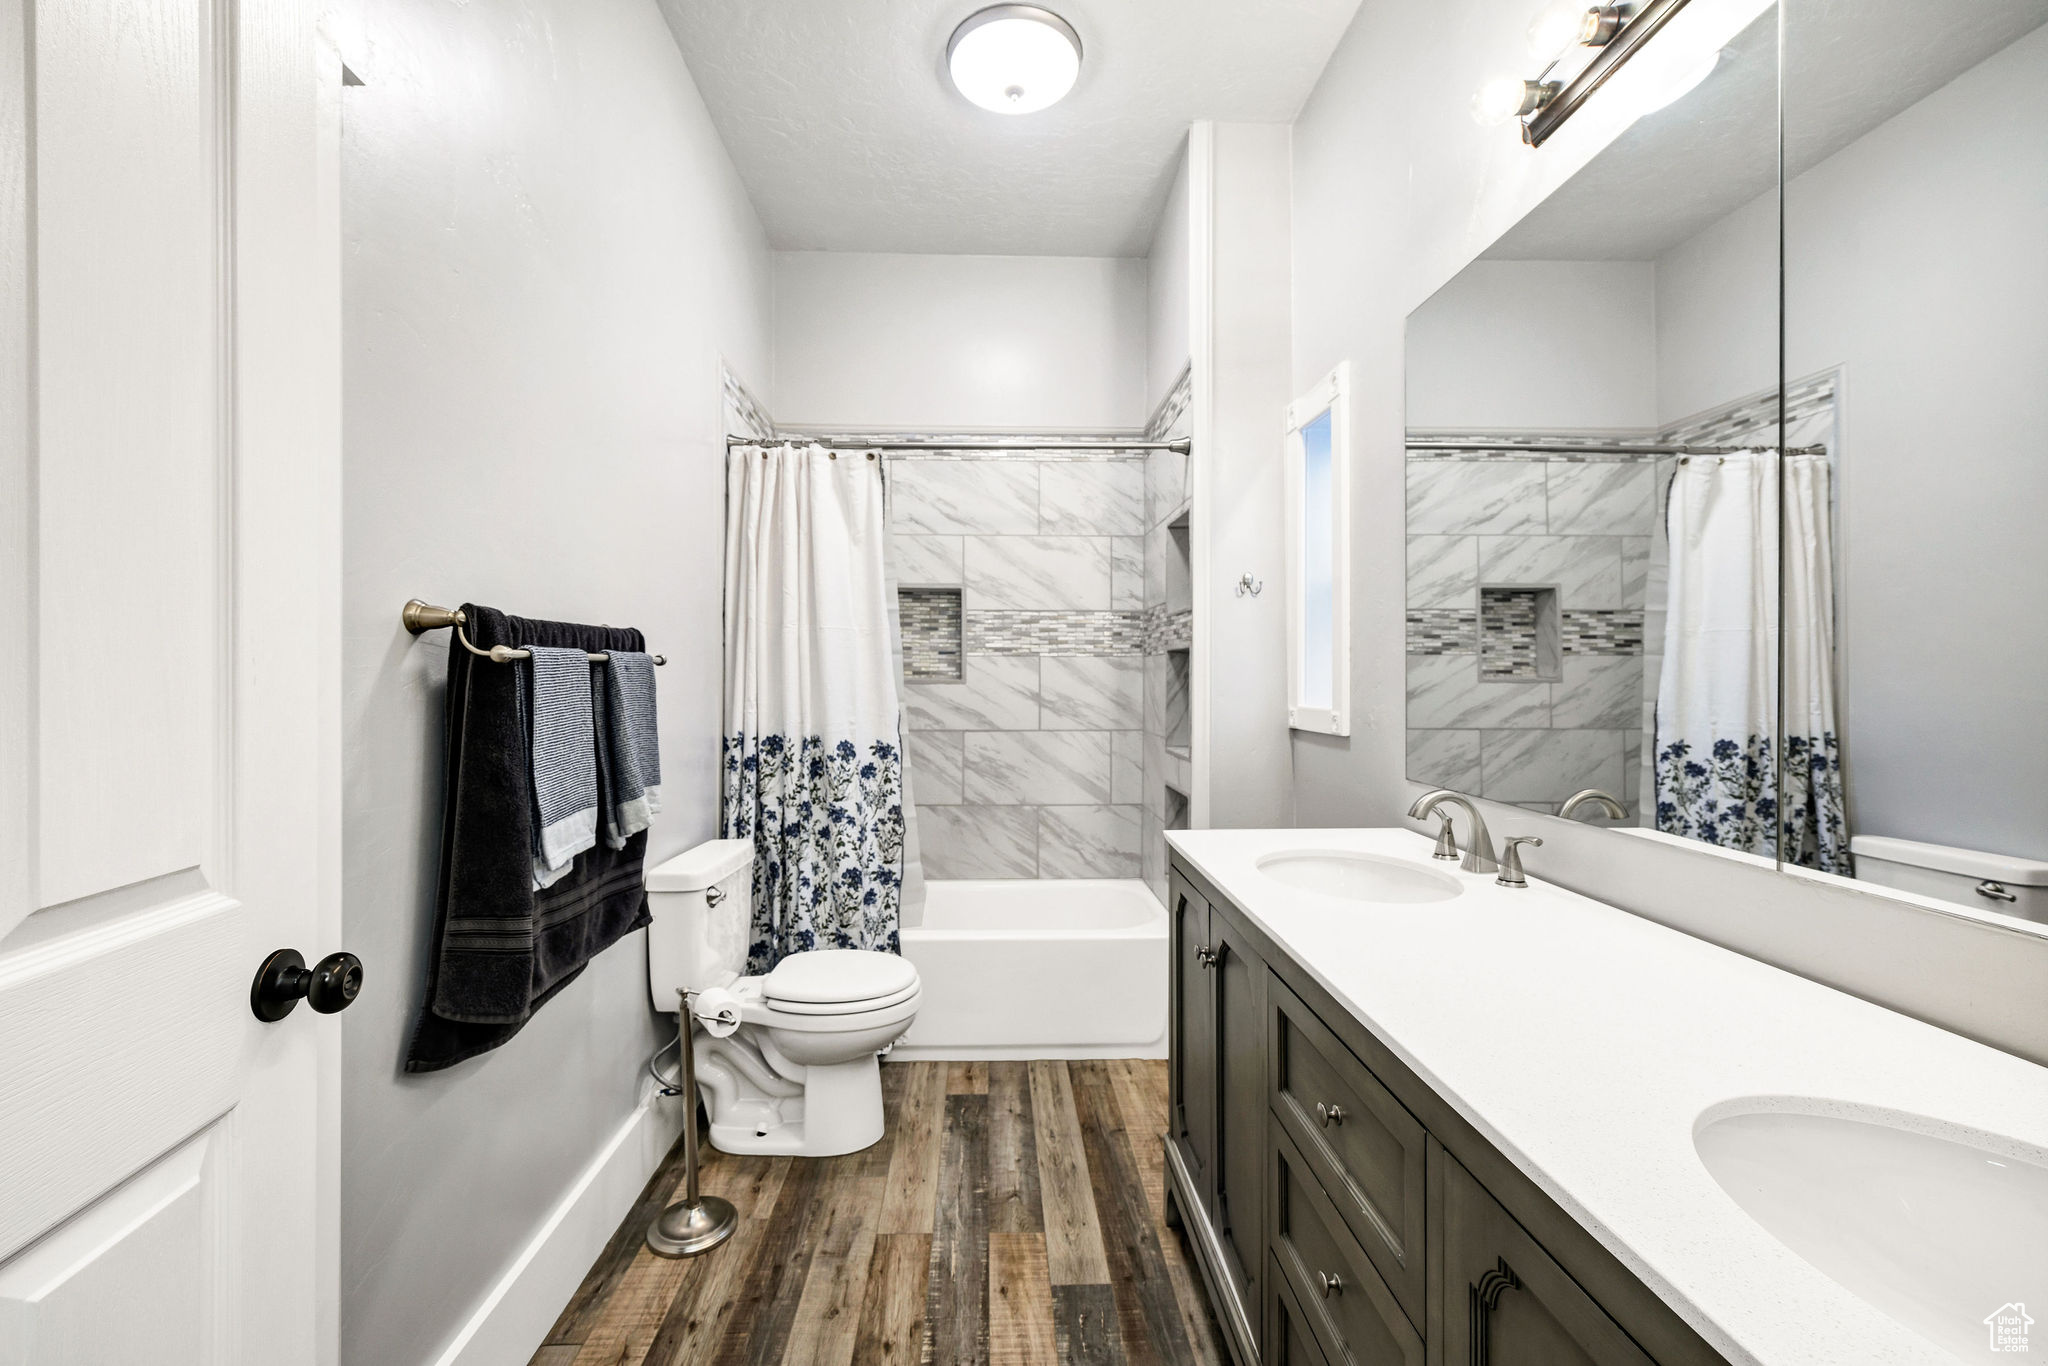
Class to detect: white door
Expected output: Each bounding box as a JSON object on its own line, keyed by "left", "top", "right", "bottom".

{"left": 0, "top": 0, "right": 340, "bottom": 1362}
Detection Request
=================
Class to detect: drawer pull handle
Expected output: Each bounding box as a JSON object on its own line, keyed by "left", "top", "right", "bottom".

{"left": 1316, "top": 1102, "right": 1347, "bottom": 1127}
{"left": 1196, "top": 945, "right": 1218, "bottom": 968}
{"left": 1317, "top": 1270, "right": 1344, "bottom": 1298}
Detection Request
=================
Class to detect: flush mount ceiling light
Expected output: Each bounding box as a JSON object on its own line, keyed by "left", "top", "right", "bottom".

{"left": 1475, "top": 0, "right": 1703, "bottom": 146}
{"left": 947, "top": 5, "right": 1082, "bottom": 115}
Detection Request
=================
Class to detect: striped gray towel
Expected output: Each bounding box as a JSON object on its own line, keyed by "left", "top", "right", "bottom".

{"left": 524, "top": 645, "right": 599, "bottom": 888}
{"left": 597, "top": 650, "right": 661, "bottom": 848}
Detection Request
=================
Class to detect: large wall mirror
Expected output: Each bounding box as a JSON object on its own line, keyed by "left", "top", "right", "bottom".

{"left": 1405, "top": 0, "right": 2047, "bottom": 927}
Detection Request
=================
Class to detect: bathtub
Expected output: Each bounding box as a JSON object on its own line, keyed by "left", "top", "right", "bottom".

{"left": 894, "top": 879, "right": 1168, "bottom": 1060}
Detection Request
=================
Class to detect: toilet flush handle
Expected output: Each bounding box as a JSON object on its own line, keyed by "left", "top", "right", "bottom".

{"left": 706, "top": 885, "right": 727, "bottom": 907}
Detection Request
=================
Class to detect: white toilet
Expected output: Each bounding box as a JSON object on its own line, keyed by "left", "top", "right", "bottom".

{"left": 1850, "top": 835, "right": 2048, "bottom": 924}
{"left": 646, "top": 838, "right": 920, "bottom": 1157}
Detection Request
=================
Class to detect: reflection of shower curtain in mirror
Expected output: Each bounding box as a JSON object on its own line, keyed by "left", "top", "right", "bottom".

{"left": 1655, "top": 451, "right": 1848, "bottom": 868}
{"left": 1656, "top": 453, "right": 1780, "bottom": 853}
{"left": 723, "top": 444, "right": 914, "bottom": 972}
{"left": 1780, "top": 454, "right": 1848, "bottom": 872}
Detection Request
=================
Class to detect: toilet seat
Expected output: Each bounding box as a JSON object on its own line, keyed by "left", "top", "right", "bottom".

{"left": 763, "top": 980, "right": 921, "bottom": 1016}
{"left": 763, "top": 948, "right": 918, "bottom": 1005}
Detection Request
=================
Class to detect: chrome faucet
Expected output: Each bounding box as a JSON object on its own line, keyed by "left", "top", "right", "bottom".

{"left": 1407, "top": 790, "right": 1498, "bottom": 874}
{"left": 1559, "top": 789, "right": 1627, "bottom": 823}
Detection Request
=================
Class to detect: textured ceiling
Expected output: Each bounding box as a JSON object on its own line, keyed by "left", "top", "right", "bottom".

{"left": 657, "top": 0, "right": 1363, "bottom": 256}
{"left": 1487, "top": 0, "right": 2048, "bottom": 261}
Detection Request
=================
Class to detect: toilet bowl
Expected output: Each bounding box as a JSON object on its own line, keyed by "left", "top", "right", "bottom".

{"left": 647, "top": 839, "right": 920, "bottom": 1157}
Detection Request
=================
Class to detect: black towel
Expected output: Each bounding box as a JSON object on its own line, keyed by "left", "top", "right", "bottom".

{"left": 404, "top": 604, "right": 654, "bottom": 1072}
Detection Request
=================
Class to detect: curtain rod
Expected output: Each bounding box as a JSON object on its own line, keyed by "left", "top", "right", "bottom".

{"left": 725, "top": 435, "right": 1190, "bottom": 453}
{"left": 1405, "top": 440, "right": 1827, "bottom": 457}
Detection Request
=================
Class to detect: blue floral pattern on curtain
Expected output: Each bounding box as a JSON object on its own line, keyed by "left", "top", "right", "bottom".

{"left": 1779, "top": 731, "right": 1848, "bottom": 873}
{"left": 1655, "top": 734, "right": 1776, "bottom": 853}
{"left": 723, "top": 732, "right": 904, "bottom": 973}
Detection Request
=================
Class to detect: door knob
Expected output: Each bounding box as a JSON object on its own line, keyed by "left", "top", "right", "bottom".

{"left": 251, "top": 949, "right": 364, "bottom": 1022}
{"left": 1316, "top": 1102, "right": 1347, "bottom": 1127}
{"left": 1317, "top": 1270, "right": 1344, "bottom": 1298}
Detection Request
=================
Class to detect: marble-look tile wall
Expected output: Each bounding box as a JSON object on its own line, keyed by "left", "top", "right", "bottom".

{"left": 1141, "top": 366, "right": 1194, "bottom": 904}
{"left": 891, "top": 446, "right": 1148, "bottom": 880}
{"left": 1404, "top": 443, "right": 1653, "bottom": 817}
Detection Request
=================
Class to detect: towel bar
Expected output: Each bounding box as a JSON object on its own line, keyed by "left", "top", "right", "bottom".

{"left": 402, "top": 600, "right": 666, "bottom": 666}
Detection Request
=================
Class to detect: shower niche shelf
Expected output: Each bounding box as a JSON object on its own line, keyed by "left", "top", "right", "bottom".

{"left": 1479, "top": 584, "right": 1560, "bottom": 681}
{"left": 898, "top": 587, "right": 963, "bottom": 682}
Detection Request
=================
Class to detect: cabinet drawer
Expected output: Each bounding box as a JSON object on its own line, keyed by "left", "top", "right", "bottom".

{"left": 1267, "top": 1253, "right": 1335, "bottom": 1366}
{"left": 1442, "top": 1154, "right": 1655, "bottom": 1366}
{"left": 1271, "top": 1120, "right": 1425, "bottom": 1366}
{"left": 1269, "top": 972, "right": 1428, "bottom": 1329}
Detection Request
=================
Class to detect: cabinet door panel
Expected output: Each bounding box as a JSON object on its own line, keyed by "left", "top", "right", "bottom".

{"left": 1441, "top": 1157, "right": 1654, "bottom": 1366}
{"left": 1212, "top": 909, "right": 1266, "bottom": 1305}
{"left": 1270, "top": 973, "right": 1428, "bottom": 1330}
{"left": 1169, "top": 871, "right": 1215, "bottom": 1196}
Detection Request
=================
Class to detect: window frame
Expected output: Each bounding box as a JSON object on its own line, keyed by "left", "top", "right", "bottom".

{"left": 1284, "top": 363, "right": 1352, "bottom": 736}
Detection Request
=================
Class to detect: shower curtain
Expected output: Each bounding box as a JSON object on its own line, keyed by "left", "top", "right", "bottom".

{"left": 724, "top": 443, "right": 908, "bottom": 971}
{"left": 1778, "top": 453, "right": 1848, "bottom": 872}
{"left": 1656, "top": 452, "right": 1780, "bottom": 853}
{"left": 1655, "top": 450, "right": 1848, "bottom": 867}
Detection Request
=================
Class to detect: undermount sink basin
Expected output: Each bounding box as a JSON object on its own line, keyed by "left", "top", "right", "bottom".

{"left": 1695, "top": 1103, "right": 2048, "bottom": 1361}
{"left": 1255, "top": 851, "right": 1463, "bottom": 904}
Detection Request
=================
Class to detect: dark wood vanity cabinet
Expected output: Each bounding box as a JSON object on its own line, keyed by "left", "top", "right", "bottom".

{"left": 1166, "top": 853, "right": 1729, "bottom": 1366}
{"left": 1168, "top": 868, "right": 1266, "bottom": 1362}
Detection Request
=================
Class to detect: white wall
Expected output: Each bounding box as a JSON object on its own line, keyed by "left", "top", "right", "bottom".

{"left": 1657, "top": 25, "right": 2048, "bottom": 859}
{"left": 1200, "top": 123, "right": 1297, "bottom": 829}
{"left": 337, "top": 2, "right": 771, "bottom": 1363}
{"left": 771, "top": 251, "right": 1147, "bottom": 431}
{"left": 1407, "top": 260, "right": 1658, "bottom": 431}
{"left": 1147, "top": 144, "right": 1192, "bottom": 416}
{"left": 1288, "top": 0, "right": 2048, "bottom": 1065}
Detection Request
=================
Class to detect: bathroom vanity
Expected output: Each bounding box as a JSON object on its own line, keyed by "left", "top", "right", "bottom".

{"left": 1164, "top": 829, "right": 2048, "bottom": 1366}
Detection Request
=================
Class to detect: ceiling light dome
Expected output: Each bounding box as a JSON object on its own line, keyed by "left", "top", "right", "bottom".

{"left": 947, "top": 5, "right": 1082, "bottom": 115}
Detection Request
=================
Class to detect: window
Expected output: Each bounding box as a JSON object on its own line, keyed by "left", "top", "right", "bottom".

{"left": 1285, "top": 364, "right": 1351, "bottom": 735}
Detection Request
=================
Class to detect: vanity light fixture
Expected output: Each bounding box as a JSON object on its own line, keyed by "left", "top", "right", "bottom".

{"left": 1476, "top": 0, "right": 1695, "bottom": 147}
{"left": 946, "top": 5, "right": 1083, "bottom": 115}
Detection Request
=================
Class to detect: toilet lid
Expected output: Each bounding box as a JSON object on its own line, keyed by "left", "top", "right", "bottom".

{"left": 763, "top": 949, "right": 919, "bottom": 1005}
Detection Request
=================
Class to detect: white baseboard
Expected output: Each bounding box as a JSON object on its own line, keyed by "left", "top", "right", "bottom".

{"left": 424, "top": 1087, "right": 685, "bottom": 1366}
{"left": 891, "top": 1035, "right": 1168, "bottom": 1062}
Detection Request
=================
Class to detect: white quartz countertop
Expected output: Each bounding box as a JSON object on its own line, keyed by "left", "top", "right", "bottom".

{"left": 1167, "top": 826, "right": 2048, "bottom": 1366}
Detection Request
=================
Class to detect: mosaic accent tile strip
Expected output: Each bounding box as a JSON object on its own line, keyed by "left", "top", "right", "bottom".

{"left": 1562, "top": 609, "right": 1645, "bottom": 656}
{"left": 1406, "top": 608, "right": 1476, "bottom": 655}
{"left": 1661, "top": 371, "right": 1836, "bottom": 448}
{"left": 899, "top": 588, "right": 963, "bottom": 681}
{"left": 1145, "top": 364, "right": 1193, "bottom": 441}
{"left": 1141, "top": 605, "right": 1193, "bottom": 655}
{"left": 1479, "top": 587, "right": 1547, "bottom": 679}
{"left": 720, "top": 363, "right": 775, "bottom": 441}
{"left": 964, "top": 609, "right": 1143, "bottom": 657}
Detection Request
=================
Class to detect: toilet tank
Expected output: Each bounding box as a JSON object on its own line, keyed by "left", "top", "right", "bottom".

{"left": 645, "top": 838, "right": 755, "bottom": 1011}
{"left": 1850, "top": 835, "right": 2048, "bottom": 925}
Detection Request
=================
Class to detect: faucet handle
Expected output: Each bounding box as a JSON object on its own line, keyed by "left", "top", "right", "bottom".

{"left": 1430, "top": 815, "right": 1459, "bottom": 861}
{"left": 1496, "top": 836, "right": 1544, "bottom": 888}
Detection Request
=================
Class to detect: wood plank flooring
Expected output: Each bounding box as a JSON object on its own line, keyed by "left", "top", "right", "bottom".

{"left": 533, "top": 1060, "right": 1229, "bottom": 1366}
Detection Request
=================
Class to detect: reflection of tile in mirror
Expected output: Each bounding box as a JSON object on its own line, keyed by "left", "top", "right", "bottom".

{"left": 1406, "top": 459, "right": 1546, "bottom": 535}
{"left": 1479, "top": 586, "right": 1559, "bottom": 681}
{"left": 1547, "top": 461, "right": 1655, "bottom": 535}
{"left": 1479, "top": 535, "right": 1624, "bottom": 608}
{"left": 1408, "top": 729, "right": 1481, "bottom": 791}
{"left": 1551, "top": 656, "right": 1643, "bottom": 730}
{"left": 1407, "top": 654, "right": 1550, "bottom": 729}
{"left": 1480, "top": 729, "right": 1624, "bottom": 804}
